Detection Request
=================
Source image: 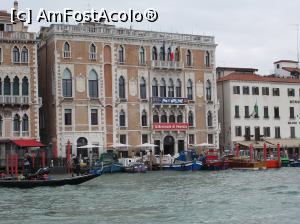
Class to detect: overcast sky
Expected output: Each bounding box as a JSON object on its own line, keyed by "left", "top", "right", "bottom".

{"left": 3, "top": 0, "right": 300, "bottom": 74}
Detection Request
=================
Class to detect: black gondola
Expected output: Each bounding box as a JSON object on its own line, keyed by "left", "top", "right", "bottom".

{"left": 0, "top": 173, "right": 101, "bottom": 188}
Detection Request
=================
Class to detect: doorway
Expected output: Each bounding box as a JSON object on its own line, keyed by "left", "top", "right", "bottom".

{"left": 164, "top": 136, "right": 175, "bottom": 156}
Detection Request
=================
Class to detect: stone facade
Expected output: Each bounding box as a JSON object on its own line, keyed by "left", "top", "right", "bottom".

{"left": 38, "top": 23, "right": 219, "bottom": 159}
{"left": 0, "top": 2, "right": 40, "bottom": 166}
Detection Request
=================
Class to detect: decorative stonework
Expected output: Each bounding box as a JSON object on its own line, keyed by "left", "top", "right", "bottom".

{"left": 76, "top": 74, "right": 85, "bottom": 93}
{"left": 129, "top": 78, "right": 137, "bottom": 97}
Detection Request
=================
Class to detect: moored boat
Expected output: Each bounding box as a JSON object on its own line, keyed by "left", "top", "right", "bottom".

{"left": 289, "top": 159, "right": 300, "bottom": 167}
{"left": 0, "top": 173, "right": 101, "bottom": 188}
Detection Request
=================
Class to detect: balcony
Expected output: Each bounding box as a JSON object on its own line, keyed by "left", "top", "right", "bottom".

{"left": 151, "top": 97, "right": 188, "bottom": 105}
{"left": 0, "top": 96, "right": 30, "bottom": 106}
{"left": 151, "top": 60, "right": 183, "bottom": 70}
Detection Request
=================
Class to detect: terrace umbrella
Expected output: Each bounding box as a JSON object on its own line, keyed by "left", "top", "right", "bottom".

{"left": 136, "top": 143, "right": 158, "bottom": 171}
{"left": 193, "top": 143, "right": 216, "bottom": 155}
{"left": 109, "top": 143, "right": 132, "bottom": 149}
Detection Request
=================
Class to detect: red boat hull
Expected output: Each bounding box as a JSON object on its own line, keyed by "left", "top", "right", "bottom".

{"left": 266, "top": 160, "right": 281, "bottom": 169}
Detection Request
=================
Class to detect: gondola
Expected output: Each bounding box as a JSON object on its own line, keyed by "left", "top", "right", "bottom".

{"left": 0, "top": 169, "right": 102, "bottom": 188}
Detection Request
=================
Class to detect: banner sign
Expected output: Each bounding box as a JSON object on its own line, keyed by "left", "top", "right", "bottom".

{"left": 151, "top": 97, "right": 188, "bottom": 105}
{"left": 153, "top": 123, "right": 189, "bottom": 130}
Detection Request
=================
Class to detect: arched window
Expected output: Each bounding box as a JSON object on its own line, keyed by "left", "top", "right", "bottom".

{"left": 119, "top": 76, "right": 126, "bottom": 99}
{"left": 159, "top": 46, "right": 165, "bottom": 61}
{"left": 22, "top": 114, "right": 29, "bottom": 135}
{"left": 152, "top": 78, "right": 158, "bottom": 97}
{"left": 13, "top": 114, "right": 21, "bottom": 136}
{"left": 175, "top": 48, "right": 180, "bottom": 62}
{"left": 160, "top": 78, "right": 166, "bottom": 97}
{"left": 118, "top": 45, "right": 124, "bottom": 63}
{"left": 161, "top": 111, "right": 167, "bottom": 123}
{"left": 153, "top": 111, "right": 159, "bottom": 123}
{"left": 186, "top": 49, "right": 192, "bottom": 66}
{"left": 169, "top": 111, "right": 176, "bottom": 123}
{"left": 22, "top": 77, "right": 29, "bottom": 96}
{"left": 207, "top": 111, "right": 213, "bottom": 127}
{"left": 187, "top": 79, "right": 193, "bottom": 100}
{"left": 205, "top": 51, "right": 210, "bottom": 67}
{"left": 119, "top": 110, "right": 126, "bottom": 127}
{"left": 141, "top": 110, "right": 147, "bottom": 127}
{"left": 168, "top": 79, "right": 174, "bottom": 97}
{"left": 206, "top": 80, "right": 212, "bottom": 101}
{"left": 62, "top": 69, "right": 72, "bottom": 97}
{"left": 176, "top": 79, "right": 182, "bottom": 97}
{"left": 89, "top": 43, "right": 96, "bottom": 60}
{"left": 188, "top": 111, "right": 194, "bottom": 127}
{"left": 177, "top": 111, "right": 183, "bottom": 123}
{"left": 89, "top": 70, "right": 98, "bottom": 98}
{"left": 77, "top": 137, "right": 88, "bottom": 158}
{"left": 167, "top": 47, "right": 172, "bottom": 61}
{"left": 152, "top": 47, "right": 157, "bottom": 60}
{"left": 4, "top": 76, "right": 10, "bottom": 95}
{"left": 139, "top": 46, "right": 145, "bottom": 64}
{"left": 13, "top": 76, "right": 19, "bottom": 96}
{"left": 140, "top": 77, "right": 146, "bottom": 99}
{"left": 63, "top": 42, "right": 71, "bottom": 58}
{"left": 13, "top": 46, "right": 20, "bottom": 63}
{"left": 21, "top": 47, "right": 28, "bottom": 63}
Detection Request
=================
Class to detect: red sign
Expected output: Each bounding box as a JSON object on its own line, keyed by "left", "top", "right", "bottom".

{"left": 153, "top": 123, "right": 189, "bottom": 130}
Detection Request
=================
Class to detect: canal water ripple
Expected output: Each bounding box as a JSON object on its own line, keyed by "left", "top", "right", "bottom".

{"left": 0, "top": 168, "right": 299, "bottom": 224}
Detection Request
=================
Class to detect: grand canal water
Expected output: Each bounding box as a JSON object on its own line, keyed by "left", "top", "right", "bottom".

{"left": 0, "top": 168, "right": 299, "bottom": 224}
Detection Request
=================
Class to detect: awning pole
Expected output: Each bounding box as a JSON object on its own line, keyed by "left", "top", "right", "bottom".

{"left": 235, "top": 144, "right": 239, "bottom": 158}
{"left": 264, "top": 143, "right": 267, "bottom": 162}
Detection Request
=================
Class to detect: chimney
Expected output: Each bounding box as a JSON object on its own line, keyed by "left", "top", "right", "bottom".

{"left": 14, "top": 1, "right": 18, "bottom": 11}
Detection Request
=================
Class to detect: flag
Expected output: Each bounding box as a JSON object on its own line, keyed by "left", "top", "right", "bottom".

{"left": 251, "top": 102, "right": 258, "bottom": 117}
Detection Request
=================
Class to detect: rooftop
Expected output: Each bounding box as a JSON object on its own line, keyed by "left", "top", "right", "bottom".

{"left": 274, "top": 60, "right": 298, "bottom": 64}
{"left": 282, "top": 67, "right": 300, "bottom": 74}
{"left": 217, "top": 72, "right": 300, "bottom": 84}
{"left": 217, "top": 67, "right": 258, "bottom": 72}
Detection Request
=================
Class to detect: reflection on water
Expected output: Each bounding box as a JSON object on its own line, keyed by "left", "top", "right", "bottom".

{"left": 0, "top": 169, "right": 300, "bottom": 224}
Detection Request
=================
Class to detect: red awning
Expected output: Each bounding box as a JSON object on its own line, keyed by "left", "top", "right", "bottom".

{"left": 11, "top": 139, "right": 45, "bottom": 147}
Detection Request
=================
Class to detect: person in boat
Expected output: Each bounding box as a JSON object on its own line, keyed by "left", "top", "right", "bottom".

{"left": 23, "top": 153, "right": 32, "bottom": 178}
{"left": 72, "top": 155, "right": 81, "bottom": 176}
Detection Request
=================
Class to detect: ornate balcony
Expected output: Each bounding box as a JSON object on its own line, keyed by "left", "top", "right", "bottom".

{"left": 0, "top": 96, "right": 30, "bottom": 106}
{"left": 151, "top": 60, "right": 183, "bottom": 70}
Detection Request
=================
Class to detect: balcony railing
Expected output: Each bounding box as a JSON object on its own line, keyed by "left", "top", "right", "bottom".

{"left": 0, "top": 96, "right": 30, "bottom": 106}
{"left": 151, "top": 97, "right": 189, "bottom": 105}
{"left": 151, "top": 60, "right": 183, "bottom": 70}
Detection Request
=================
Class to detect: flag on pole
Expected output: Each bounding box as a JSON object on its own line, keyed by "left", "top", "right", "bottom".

{"left": 251, "top": 102, "right": 258, "bottom": 117}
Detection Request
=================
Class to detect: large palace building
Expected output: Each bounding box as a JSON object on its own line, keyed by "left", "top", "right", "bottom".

{"left": 38, "top": 23, "right": 219, "bottom": 159}
{"left": 0, "top": 1, "right": 41, "bottom": 166}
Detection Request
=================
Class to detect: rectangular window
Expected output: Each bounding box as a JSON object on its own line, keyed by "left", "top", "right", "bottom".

{"left": 235, "top": 126, "right": 242, "bottom": 137}
{"left": 252, "top": 87, "right": 259, "bottom": 95}
{"left": 244, "top": 106, "right": 250, "bottom": 118}
{"left": 273, "top": 88, "right": 280, "bottom": 96}
{"left": 245, "top": 126, "right": 251, "bottom": 141}
{"left": 64, "top": 109, "right": 72, "bottom": 125}
{"left": 290, "top": 107, "right": 295, "bottom": 119}
{"left": 243, "top": 86, "right": 249, "bottom": 95}
{"left": 275, "top": 127, "right": 281, "bottom": 139}
{"left": 288, "top": 88, "right": 295, "bottom": 97}
{"left": 208, "top": 134, "right": 213, "bottom": 144}
{"left": 291, "top": 127, "right": 296, "bottom": 138}
{"left": 263, "top": 127, "right": 270, "bottom": 137}
{"left": 274, "top": 107, "right": 280, "bottom": 119}
{"left": 233, "top": 86, "right": 240, "bottom": 94}
{"left": 235, "top": 106, "right": 240, "bottom": 118}
{"left": 264, "top": 106, "right": 269, "bottom": 118}
{"left": 254, "top": 127, "right": 260, "bottom": 141}
{"left": 120, "top": 135, "right": 127, "bottom": 144}
{"left": 142, "top": 134, "right": 148, "bottom": 144}
{"left": 91, "top": 109, "right": 98, "bottom": 125}
{"left": 189, "top": 134, "right": 195, "bottom": 145}
{"left": 262, "top": 87, "right": 269, "bottom": 96}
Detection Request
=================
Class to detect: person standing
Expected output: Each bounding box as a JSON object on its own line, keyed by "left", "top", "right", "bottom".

{"left": 72, "top": 155, "right": 80, "bottom": 176}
